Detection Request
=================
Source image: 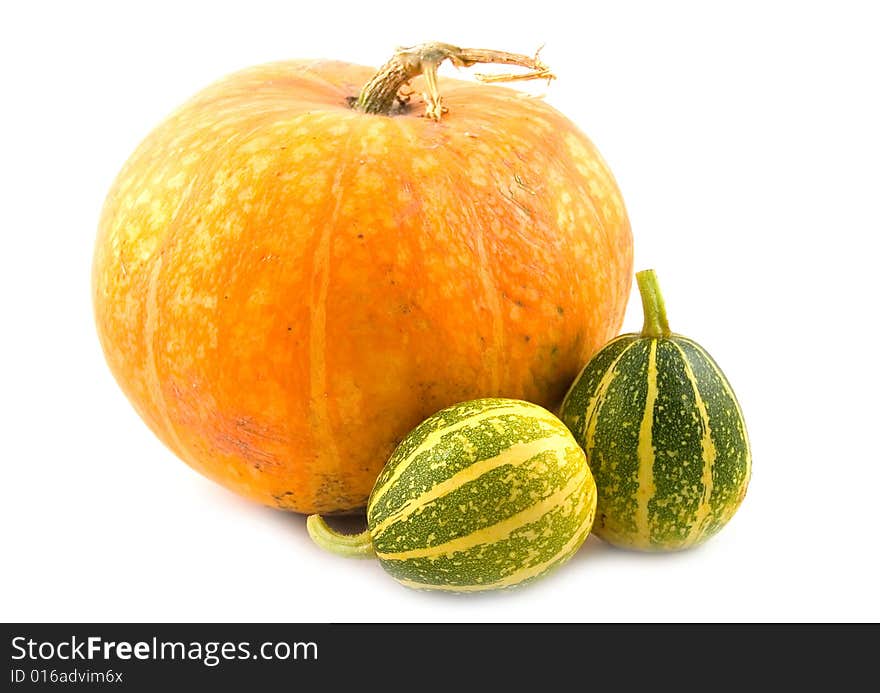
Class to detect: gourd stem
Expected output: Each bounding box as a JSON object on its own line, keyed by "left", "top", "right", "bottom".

{"left": 306, "top": 515, "right": 376, "bottom": 559}
{"left": 636, "top": 269, "right": 671, "bottom": 338}
{"left": 354, "top": 42, "right": 554, "bottom": 120}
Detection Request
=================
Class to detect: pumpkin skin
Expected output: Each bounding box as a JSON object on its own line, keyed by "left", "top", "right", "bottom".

{"left": 92, "top": 59, "right": 632, "bottom": 514}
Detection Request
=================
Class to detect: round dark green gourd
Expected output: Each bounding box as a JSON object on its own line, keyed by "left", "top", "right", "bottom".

{"left": 560, "top": 270, "right": 751, "bottom": 551}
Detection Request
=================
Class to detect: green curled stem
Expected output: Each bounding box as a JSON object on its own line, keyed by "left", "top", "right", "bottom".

{"left": 306, "top": 515, "right": 376, "bottom": 559}
{"left": 636, "top": 269, "right": 671, "bottom": 338}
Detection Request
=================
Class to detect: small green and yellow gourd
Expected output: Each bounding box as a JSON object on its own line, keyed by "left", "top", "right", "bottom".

{"left": 560, "top": 270, "right": 751, "bottom": 551}
{"left": 308, "top": 398, "right": 597, "bottom": 592}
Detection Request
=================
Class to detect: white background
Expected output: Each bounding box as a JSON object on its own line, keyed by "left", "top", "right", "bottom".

{"left": 2, "top": 0, "right": 878, "bottom": 622}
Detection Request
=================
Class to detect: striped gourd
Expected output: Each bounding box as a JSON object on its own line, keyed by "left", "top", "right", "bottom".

{"left": 307, "top": 398, "right": 596, "bottom": 592}
{"left": 560, "top": 270, "right": 751, "bottom": 551}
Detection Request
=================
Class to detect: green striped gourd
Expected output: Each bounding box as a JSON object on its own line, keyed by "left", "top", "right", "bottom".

{"left": 307, "top": 398, "right": 596, "bottom": 592}
{"left": 560, "top": 270, "right": 751, "bottom": 551}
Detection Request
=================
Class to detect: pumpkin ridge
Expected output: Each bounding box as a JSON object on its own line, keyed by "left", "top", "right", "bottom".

{"left": 141, "top": 151, "right": 214, "bottom": 474}
{"left": 306, "top": 126, "right": 357, "bottom": 506}
{"left": 143, "top": 253, "right": 189, "bottom": 462}
{"left": 438, "top": 147, "right": 507, "bottom": 394}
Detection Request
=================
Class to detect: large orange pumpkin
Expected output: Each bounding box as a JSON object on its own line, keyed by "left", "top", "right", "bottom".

{"left": 92, "top": 44, "right": 632, "bottom": 514}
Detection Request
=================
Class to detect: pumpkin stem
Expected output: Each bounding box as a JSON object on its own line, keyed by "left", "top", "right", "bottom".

{"left": 306, "top": 515, "right": 376, "bottom": 559}
{"left": 636, "top": 269, "right": 671, "bottom": 338}
{"left": 355, "top": 42, "right": 554, "bottom": 120}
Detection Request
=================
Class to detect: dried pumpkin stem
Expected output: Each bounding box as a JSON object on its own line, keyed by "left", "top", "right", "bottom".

{"left": 636, "top": 269, "right": 672, "bottom": 338}
{"left": 355, "top": 42, "right": 554, "bottom": 120}
{"left": 306, "top": 514, "right": 376, "bottom": 559}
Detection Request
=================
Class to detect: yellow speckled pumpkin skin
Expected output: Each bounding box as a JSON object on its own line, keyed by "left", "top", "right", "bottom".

{"left": 92, "top": 59, "right": 632, "bottom": 514}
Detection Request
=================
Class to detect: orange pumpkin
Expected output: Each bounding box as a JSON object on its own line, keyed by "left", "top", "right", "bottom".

{"left": 92, "top": 44, "right": 633, "bottom": 514}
